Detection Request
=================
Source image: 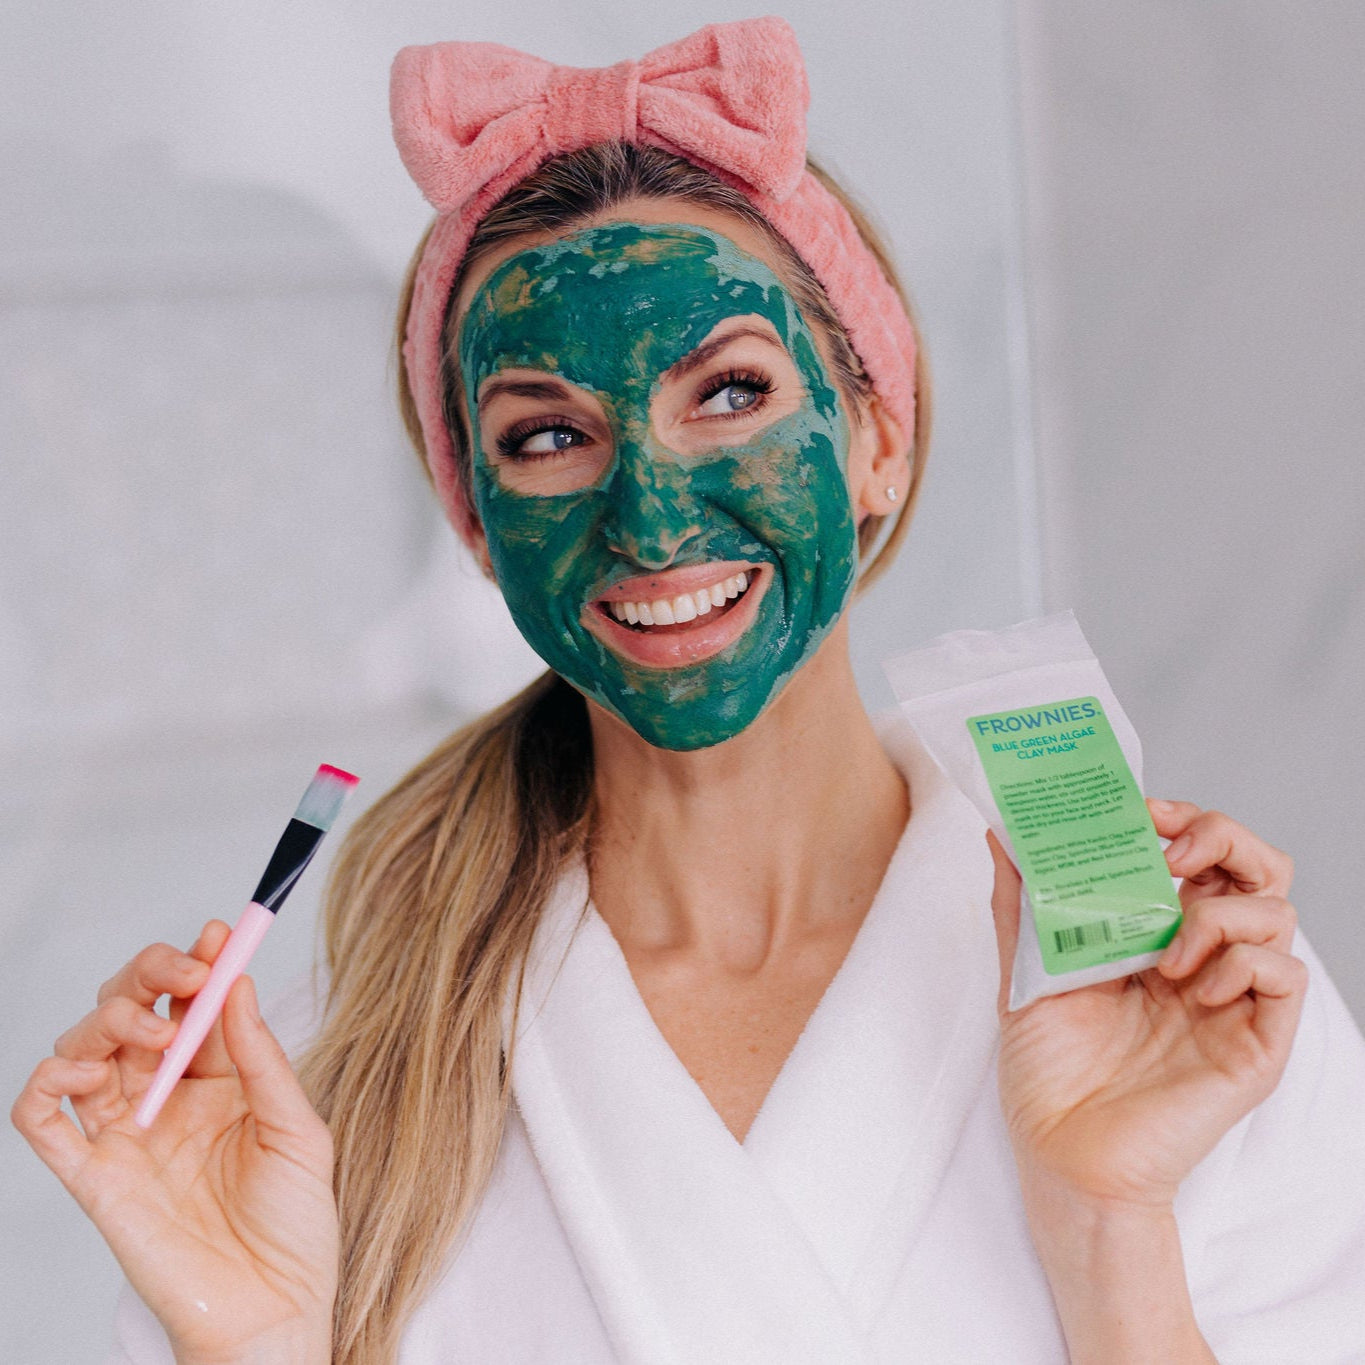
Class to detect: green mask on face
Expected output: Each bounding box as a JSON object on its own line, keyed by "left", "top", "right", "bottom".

{"left": 457, "top": 221, "right": 859, "bottom": 751}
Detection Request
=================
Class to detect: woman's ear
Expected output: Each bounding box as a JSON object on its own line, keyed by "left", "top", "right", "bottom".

{"left": 849, "top": 392, "right": 911, "bottom": 522}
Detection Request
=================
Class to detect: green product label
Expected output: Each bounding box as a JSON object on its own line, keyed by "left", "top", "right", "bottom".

{"left": 967, "top": 696, "right": 1181, "bottom": 975}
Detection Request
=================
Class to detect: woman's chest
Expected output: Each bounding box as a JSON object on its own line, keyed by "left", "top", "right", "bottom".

{"left": 621, "top": 925, "right": 865, "bottom": 1141}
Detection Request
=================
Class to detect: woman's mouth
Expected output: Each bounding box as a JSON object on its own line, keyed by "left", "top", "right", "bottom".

{"left": 583, "top": 563, "right": 768, "bottom": 668}
{"left": 603, "top": 570, "right": 752, "bottom": 632}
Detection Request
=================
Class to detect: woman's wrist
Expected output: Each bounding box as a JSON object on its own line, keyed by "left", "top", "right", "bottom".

{"left": 1019, "top": 1170, "right": 1215, "bottom": 1365}
{"left": 173, "top": 1322, "right": 333, "bottom": 1365}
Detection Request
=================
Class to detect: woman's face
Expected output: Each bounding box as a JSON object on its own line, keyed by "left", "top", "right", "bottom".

{"left": 453, "top": 203, "right": 881, "bottom": 751}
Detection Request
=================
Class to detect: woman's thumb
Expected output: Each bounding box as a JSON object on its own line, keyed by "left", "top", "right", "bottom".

{"left": 221, "top": 976, "right": 327, "bottom": 1150}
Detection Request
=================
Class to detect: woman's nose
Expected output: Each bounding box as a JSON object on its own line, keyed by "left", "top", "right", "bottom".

{"left": 601, "top": 433, "right": 705, "bottom": 570}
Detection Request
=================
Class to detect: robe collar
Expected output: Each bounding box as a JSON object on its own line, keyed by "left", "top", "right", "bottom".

{"left": 508, "top": 713, "right": 1001, "bottom": 1362}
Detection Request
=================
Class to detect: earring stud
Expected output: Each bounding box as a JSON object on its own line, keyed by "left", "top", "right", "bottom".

{"left": 885, "top": 486, "right": 899, "bottom": 503}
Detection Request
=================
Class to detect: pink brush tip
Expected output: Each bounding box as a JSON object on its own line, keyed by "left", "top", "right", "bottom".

{"left": 318, "top": 764, "right": 359, "bottom": 786}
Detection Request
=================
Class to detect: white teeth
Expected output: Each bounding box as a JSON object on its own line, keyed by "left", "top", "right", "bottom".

{"left": 605, "top": 569, "right": 754, "bottom": 629}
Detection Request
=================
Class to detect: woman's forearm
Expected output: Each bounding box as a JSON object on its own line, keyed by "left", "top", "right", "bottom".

{"left": 1021, "top": 1172, "right": 1216, "bottom": 1365}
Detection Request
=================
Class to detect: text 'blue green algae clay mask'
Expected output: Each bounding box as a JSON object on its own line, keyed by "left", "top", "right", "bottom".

{"left": 456, "top": 221, "right": 860, "bottom": 752}
{"left": 884, "top": 611, "right": 1183, "bottom": 1009}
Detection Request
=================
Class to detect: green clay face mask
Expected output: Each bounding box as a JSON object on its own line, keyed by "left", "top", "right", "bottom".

{"left": 457, "top": 220, "right": 859, "bottom": 751}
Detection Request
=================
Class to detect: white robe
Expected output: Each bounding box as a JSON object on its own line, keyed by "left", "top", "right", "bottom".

{"left": 110, "top": 716, "right": 1365, "bottom": 1363}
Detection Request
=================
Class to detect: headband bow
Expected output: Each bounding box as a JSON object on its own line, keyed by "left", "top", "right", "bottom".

{"left": 391, "top": 17, "right": 918, "bottom": 551}
{"left": 391, "top": 17, "right": 810, "bottom": 215}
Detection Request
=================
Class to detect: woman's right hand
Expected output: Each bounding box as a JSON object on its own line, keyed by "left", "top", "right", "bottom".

{"left": 11, "top": 921, "right": 337, "bottom": 1365}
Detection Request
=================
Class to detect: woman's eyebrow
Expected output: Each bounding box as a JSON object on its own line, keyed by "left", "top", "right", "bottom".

{"left": 477, "top": 375, "right": 575, "bottom": 413}
{"left": 663, "top": 325, "right": 784, "bottom": 383}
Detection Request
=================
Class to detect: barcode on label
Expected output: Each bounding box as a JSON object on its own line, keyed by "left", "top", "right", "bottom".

{"left": 1054, "top": 922, "right": 1114, "bottom": 954}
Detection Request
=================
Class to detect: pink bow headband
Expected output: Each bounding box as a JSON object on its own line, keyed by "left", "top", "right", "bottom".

{"left": 390, "top": 15, "right": 918, "bottom": 549}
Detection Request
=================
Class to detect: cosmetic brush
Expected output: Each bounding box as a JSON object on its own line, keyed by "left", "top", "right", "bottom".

{"left": 134, "top": 763, "right": 359, "bottom": 1129}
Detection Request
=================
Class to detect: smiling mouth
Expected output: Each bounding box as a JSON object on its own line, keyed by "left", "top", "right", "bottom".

{"left": 583, "top": 562, "right": 768, "bottom": 668}
{"left": 596, "top": 570, "right": 753, "bottom": 633}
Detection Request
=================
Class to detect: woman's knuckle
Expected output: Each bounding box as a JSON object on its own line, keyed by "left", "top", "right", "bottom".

{"left": 41, "top": 1056, "right": 76, "bottom": 1088}
{"left": 93, "top": 996, "right": 125, "bottom": 1029}
{"left": 136, "top": 942, "right": 176, "bottom": 977}
{"left": 10, "top": 1088, "right": 37, "bottom": 1132}
{"left": 25, "top": 1056, "right": 61, "bottom": 1096}
{"left": 139, "top": 942, "right": 170, "bottom": 972}
{"left": 98, "top": 996, "right": 143, "bottom": 1036}
{"left": 1201, "top": 809, "right": 1236, "bottom": 840}
{"left": 53, "top": 1023, "right": 87, "bottom": 1058}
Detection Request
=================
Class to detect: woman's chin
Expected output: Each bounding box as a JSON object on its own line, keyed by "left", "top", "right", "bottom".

{"left": 606, "top": 699, "right": 769, "bottom": 753}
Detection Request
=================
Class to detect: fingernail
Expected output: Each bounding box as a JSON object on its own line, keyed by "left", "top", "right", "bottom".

{"left": 1150, "top": 799, "right": 1174, "bottom": 813}
{"left": 1166, "top": 833, "right": 1192, "bottom": 865}
{"left": 1160, "top": 933, "right": 1185, "bottom": 969}
{"left": 139, "top": 1012, "right": 168, "bottom": 1036}
{"left": 74, "top": 1059, "right": 105, "bottom": 1072}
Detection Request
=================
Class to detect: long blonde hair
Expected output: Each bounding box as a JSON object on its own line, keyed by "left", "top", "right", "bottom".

{"left": 297, "top": 141, "right": 932, "bottom": 1363}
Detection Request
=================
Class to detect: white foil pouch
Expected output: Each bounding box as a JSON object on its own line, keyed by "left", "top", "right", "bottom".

{"left": 884, "top": 611, "right": 1182, "bottom": 1010}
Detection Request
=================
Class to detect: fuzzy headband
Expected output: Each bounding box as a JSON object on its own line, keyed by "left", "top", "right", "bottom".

{"left": 390, "top": 15, "right": 918, "bottom": 549}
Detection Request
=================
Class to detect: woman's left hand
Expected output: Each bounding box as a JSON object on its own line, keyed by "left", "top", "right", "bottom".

{"left": 989, "top": 799, "right": 1307, "bottom": 1210}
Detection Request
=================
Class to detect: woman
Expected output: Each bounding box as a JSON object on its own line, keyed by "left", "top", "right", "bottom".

{"left": 14, "top": 18, "right": 1365, "bottom": 1365}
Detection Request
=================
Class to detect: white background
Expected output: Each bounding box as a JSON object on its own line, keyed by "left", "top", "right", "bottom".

{"left": 2, "top": 2, "right": 1361, "bottom": 1358}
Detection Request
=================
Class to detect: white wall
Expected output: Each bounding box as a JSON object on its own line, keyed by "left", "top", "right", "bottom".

{"left": 1, "top": 3, "right": 1032, "bottom": 1358}
{"left": 1014, "top": 1, "right": 1365, "bottom": 1022}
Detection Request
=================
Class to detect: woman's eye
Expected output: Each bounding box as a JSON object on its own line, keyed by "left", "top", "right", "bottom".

{"left": 497, "top": 424, "right": 588, "bottom": 461}
{"left": 698, "top": 384, "right": 760, "bottom": 416}
{"left": 694, "top": 370, "right": 775, "bottom": 420}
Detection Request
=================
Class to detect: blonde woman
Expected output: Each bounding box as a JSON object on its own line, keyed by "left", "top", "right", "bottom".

{"left": 15, "top": 19, "right": 1365, "bottom": 1365}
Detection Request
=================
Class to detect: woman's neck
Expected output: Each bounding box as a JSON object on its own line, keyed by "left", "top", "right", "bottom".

{"left": 586, "top": 619, "right": 910, "bottom": 969}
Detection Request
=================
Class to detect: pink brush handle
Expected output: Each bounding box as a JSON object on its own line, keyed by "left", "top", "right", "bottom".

{"left": 134, "top": 901, "right": 275, "bottom": 1129}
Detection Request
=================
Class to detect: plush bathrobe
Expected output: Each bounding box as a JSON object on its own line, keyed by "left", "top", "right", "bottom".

{"left": 110, "top": 716, "right": 1365, "bottom": 1363}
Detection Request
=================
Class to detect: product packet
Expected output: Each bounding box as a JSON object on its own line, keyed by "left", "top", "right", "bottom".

{"left": 884, "top": 611, "right": 1182, "bottom": 1009}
